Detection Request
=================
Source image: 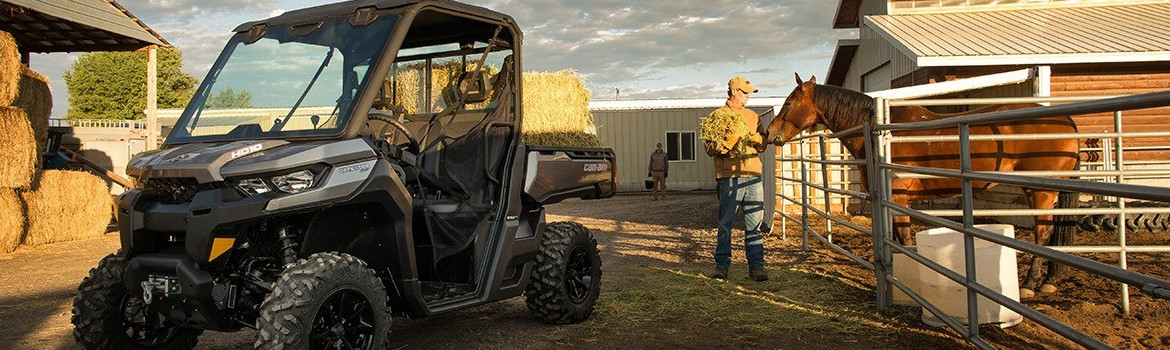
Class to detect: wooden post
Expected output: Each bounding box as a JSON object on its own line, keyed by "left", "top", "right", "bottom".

{"left": 146, "top": 45, "right": 158, "bottom": 150}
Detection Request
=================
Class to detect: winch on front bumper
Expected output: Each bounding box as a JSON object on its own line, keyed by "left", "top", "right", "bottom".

{"left": 115, "top": 180, "right": 274, "bottom": 331}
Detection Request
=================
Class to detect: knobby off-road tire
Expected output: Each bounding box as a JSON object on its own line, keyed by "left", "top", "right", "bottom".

{"left": 525, "top": 221, "right": 602, "bottom": 324}
{"left": 255, "top": 252, "right": 390, "bottom": 350}
{"left": 71, "top": 254, "right": 202, "bottom": 350}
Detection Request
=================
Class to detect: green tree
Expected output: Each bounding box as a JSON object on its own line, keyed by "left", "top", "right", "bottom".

{"left": 63, "top": 48, "right": 198, "bottom": 120}
{"left": 206, "top": 87, "right": 253, "bottom": 108}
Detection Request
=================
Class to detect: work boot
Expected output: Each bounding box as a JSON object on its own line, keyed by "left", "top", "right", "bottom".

{"left": 710, "top": 266, "right": 728, "bottom": 280}
{"left": 749, "top": 268, "right": 769, "bottom": 282}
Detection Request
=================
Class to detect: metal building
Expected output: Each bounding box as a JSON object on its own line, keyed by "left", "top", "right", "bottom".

{"left": 589, "top": 98, "right": 784, "bottom": 192}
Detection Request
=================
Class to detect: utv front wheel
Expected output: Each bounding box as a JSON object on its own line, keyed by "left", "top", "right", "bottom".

{"left": 525, "top": 221, "right": 602, "bottom": 324}
{"left": 255, "top": 252, "right": 391, "bottom": 350}
{"left": 71, "top": 254, "right": 202, "bottom": 350}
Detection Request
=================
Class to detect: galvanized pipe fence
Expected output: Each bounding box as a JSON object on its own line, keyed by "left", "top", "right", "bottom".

{"left": 775, "top": 90, "right": 1170, "bottom": 349}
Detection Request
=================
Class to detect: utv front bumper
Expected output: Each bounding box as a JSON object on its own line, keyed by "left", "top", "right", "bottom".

{"left": 117, "top": 186, "right": 269, "bottom": 264}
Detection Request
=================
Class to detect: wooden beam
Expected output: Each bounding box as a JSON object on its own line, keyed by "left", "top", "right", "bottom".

{"left": 147, "top": 45, "right": 158, "bottom": 150}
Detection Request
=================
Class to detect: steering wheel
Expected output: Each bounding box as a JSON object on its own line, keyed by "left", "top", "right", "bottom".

{"left": 369, "top": 108, "right": 419, "bottom": 153}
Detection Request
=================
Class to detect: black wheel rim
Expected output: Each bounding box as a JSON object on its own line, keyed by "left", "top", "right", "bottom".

{"left": 565, "top": 246, "right": 595, "bottom": 304}
{"left": 119, "top": 294, "right": 180, "bottom": 347}
{"left": 311, "top": 289, "right": 376, "bottom": 350}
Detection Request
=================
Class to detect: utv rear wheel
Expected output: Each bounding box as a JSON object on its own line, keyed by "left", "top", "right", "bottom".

{"left": 71, "top": 254, "right": 202, "bottom": 350}
{"left": 255, "top": 252, "right": 390, "bottom": 350}
{"left": 525, "top": 221, "right": 602, "bottom": 324}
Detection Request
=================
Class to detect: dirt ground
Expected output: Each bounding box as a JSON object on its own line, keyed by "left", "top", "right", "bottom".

{"left": 1, "top": 191, "right": 1167, "bottom": 349}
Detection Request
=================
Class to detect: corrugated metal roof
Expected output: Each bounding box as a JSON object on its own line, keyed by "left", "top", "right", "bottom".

{"left": 864, "top": 3, "right": 1170, "bottom": 66}
{"left": 0, "top": 0, "right": 167, "bottom": 53}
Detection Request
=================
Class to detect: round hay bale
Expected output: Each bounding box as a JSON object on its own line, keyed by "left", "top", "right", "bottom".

{"left": 0, "top": 188, "right": 24, "bottom": 253}
{"left": 20, "top": 170, "right": 112, "bottom": 247}
{"left": 0, "top": 30, "right": 19, "bottom": 105}
{"left": 12, "top": 66, "right": 50, "bottom": 158}
{"left": 0, "top": 106, "right": 37, "bottom": 188}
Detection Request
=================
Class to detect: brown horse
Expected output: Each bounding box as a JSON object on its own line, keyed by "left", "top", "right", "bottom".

{"left": 764, "top": 73, "right": 1080, "bottom": 297}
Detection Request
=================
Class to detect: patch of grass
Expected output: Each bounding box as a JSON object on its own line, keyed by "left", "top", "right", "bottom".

{"left": 595, "top": 265, "right": 888, "bottom": 334}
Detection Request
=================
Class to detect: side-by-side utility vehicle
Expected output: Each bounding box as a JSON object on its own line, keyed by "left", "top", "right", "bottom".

{"left": 71, "top": 1, "right": 616, "bottom": 349}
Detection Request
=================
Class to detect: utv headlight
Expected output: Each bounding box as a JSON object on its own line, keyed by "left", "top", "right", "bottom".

{"left": 235, "top": 178, "right": 270, "bottom": 195}
{"left": 272, "top": 170, "right": 316, "bottom": 193}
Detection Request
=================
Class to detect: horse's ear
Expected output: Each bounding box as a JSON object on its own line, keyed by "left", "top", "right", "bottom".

{"left": 794, "top": 72, "right": 803, "bottom": 85}
{"left": 808, "top": 75, "right": 817, "bottom": 85}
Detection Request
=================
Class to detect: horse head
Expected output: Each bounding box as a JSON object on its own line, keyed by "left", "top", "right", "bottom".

{"left": 765, "top": 73, "right": 822, "bottom": 145}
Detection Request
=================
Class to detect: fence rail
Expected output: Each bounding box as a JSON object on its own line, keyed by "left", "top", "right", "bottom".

{"left": 778, "top": 89, "right": 1170, "bottom": 350}
{"left": 48, "top": 119, "right": 150, "bottom": 129}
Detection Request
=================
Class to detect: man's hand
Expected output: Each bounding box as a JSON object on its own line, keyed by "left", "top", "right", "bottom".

{"left": 747, "top": 132, "right": 763, "bottom": 146}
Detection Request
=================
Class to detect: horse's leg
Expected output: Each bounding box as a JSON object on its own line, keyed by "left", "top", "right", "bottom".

{"left": 892, "top": 195, "right": 914, "bottom": 245}
{"left": 1040, "top": 191, "right": 1078, "bottom": 291}
{"left": 1020, "top": 188, "right": 1059, "bottom": 298}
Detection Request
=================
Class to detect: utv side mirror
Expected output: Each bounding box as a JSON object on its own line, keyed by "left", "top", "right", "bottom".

{"left": 459, "top": 70, "right": 490, "bottom": 104}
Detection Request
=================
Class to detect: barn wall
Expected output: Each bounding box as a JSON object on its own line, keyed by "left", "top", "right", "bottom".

{"left": 1050, "top": 67, "right": 1170, "bottom": 163}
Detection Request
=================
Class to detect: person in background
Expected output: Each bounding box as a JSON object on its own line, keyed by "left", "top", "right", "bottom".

{"left": 703, "top": 76, "right": 768, "bottom": 281}
{"left": 648, "top": 142, "right": 669, "bottom": 200}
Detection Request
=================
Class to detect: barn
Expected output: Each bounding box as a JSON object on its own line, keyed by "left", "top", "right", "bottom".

{"left": 829, "top": 0, "right": 1170, "bottom": 157}
{"left": 821, "top": 0, "right": 1170, "bottom": 213}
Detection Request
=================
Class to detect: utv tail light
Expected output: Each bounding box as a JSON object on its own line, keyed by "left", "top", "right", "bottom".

{"left": 272, "top": 170, "right": 315, "bottom": 193}
{"left": 235, "top": 178, "right": 270, "bottom": 195}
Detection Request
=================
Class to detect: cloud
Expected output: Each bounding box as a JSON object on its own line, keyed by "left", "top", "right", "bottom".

{"left": 463, "top": 0, "right": 840, "bottom": 98}
{"left": 128, "top": 0, "right": 281, "bottom": 24}
{"left": 34, "top": 0, "right": 845, "bottom": 117}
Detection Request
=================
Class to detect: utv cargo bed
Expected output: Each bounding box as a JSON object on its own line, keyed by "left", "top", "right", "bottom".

{"left": 523, "top": 145, "right": 616, "bottom": 204}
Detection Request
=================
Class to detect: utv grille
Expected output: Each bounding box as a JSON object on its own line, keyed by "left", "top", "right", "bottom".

{"left": 142, "top": 178, "right": 203, "bottom": 203}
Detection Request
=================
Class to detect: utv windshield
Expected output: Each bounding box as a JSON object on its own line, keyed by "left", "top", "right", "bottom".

{"left": 167, "top": 15, "right": 399, "bottom": 144}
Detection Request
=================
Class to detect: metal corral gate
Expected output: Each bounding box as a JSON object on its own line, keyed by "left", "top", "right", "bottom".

{"left": 778, "top": 87, "right": 1170, "bottom": 349}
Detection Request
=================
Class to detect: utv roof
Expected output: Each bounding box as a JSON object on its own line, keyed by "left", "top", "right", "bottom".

{"left": 232, "top": 0, "right": 516, "bottom": 33}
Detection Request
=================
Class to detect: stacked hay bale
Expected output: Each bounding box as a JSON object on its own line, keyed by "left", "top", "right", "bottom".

{"left": 21, "top": 170, "right": 113, "bottom": 246}
{"left": 0, "top": 189, "right": 23, "bottom": 253}
{"left": 0, "top": 30, "right": 112, "bottom": 253}
{"left": 13, "top": 66, "right": 52, "bottom": 158}
{"left": 521, "top": 70, "right": 603, "bottom": 147}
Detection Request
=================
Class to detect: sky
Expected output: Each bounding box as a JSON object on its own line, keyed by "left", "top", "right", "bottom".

{"left": 30, "top": 0, "right": 856, "bottom": 118}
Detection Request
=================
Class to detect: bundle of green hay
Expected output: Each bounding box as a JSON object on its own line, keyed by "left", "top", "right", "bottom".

{"left": 701, "top": 109, "right": 757, "bottom": 159}
{"left": 0, "top": 188, "right": 24, "bottom": 254}
{"left": 21, "top": 170, "right": 113, "bottom": 246}
{"left": 0, "top": 30, "right": 19, "bottom": 106}
{"left": 521, "top": 70, "right": 603, "bottom": 147}
{"left": 11, "top": 66, "right": 51, "bottom": 159}
{"left": 0, "top": 106, "right": 37, "bottom": 188}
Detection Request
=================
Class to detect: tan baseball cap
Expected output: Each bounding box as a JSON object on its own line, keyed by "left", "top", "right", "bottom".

{"left": 728, "top": 76, "right": 758, "bottom": 93}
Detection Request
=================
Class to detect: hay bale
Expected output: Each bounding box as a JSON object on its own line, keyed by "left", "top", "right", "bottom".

{"left": 0, "top": 30, "right": 19, "bottom": 106}
{"left": 0, "top": 106, "right": 37, "bottom": 188}
{"left": 0, "top": 188, "right": 24, "bottom": 253}
{"left": 12, "top": 66, "right": 50, "bottom": 157}
{"left": 21, "top": 170, "right": 112, "bottom": 246}
{"left": 521, "top": 70, "right": 603, "bottom": 147}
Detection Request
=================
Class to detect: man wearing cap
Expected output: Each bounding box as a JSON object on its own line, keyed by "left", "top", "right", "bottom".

{"left": 703, "top": 76, "right": 769, "bottom": 281}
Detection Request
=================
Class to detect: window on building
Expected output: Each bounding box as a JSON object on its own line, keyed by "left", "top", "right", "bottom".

{"left": 665, "top": 131, "right": 695, "bottom": 161}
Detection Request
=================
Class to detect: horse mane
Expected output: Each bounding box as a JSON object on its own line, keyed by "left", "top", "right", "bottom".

{"left": 812, "top": 84, "right": 875, "bottom": 131}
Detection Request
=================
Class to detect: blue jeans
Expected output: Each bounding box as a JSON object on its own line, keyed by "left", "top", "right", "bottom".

{"left": 715, "top": 176, "right": 765, "bottom": 270}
